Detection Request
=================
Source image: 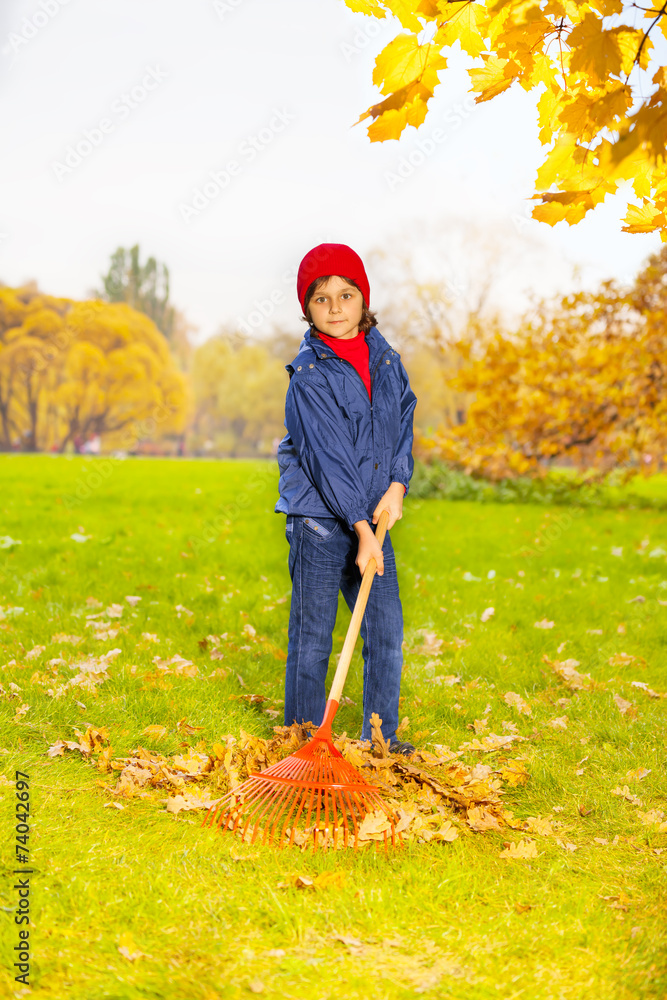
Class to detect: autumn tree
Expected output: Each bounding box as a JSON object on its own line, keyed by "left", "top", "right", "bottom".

{"left": 190, "top": 328, "right": 291, "bottom": 457}
{"left": 343, "top": 0, "right": 667, "bottom": 237}
{"left": 421, "top": 246, "right": 667, "bottom": 480}
{"left": 0, "top": 284, "right": 190, "bottom": 452}
{"left": 0, "top": 285, "right": 71, "bottom": 450}
{"left": 54, "top": 301, "right": 190, "bottom": 453}
{"left": 363, "top": 216, "right": 573, "bottom": 433}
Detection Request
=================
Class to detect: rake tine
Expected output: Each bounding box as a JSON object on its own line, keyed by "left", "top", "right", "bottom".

{"left": 264, "top": 784, "right": 300, "bottom": 846}
{"left": 290, "top": 778, "right": 317, "bottom": 847}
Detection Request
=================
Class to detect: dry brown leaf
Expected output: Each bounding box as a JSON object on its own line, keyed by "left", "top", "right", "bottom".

{"left": 542, "top": 654, "right": 595, "bottom": 690}
{"left": 118, "top": 931, "right": 146, "bottom": 962}
{"left": 500, "top": 838, "right": 539, "bottom": 860}
{"left": 143, "top": 724, "right": 168, "bottom": 740}
{"left": 164, "top": 791, "right": 219, "bottom": 814}
{"left": 357, "top": 809, "right": 393, "bottom": 841}
{"left": 637, "top": 809, "right": 667, "bottom": 831}
{"left": 611, "top": 785, "right": 643, "bottom": 806}
{"left": 498, "top": 759, "right": 530, "bottom": 786}
{"left": 523, "top": 815, "right": 554, "bottom": 836}
{"left": 600, "top": 892, "right": 631, "bottom": 912}
{"left": 313, "top": 871, "right": 347, "bottom": 889}
{"left": 459, "top": 733, "right": 526, "bottom": 752}
{"left": 609, "top": 652, "right": 638, "bottom": 667}
{"left": 408, "top": 629, "right": 443, "bottom": 655}
{"left": 395, "top": 716, "right": 410, "bottom": 738}
{"left": 613, "top": 694, "right": 637, "bottom": 718}
{"left": 504, "top": 692, "right": 531, "bottom": 716}
{"left": 24, "top": 646, "right": 45, "bottom": 661}
{"left": 467, "top": 805, "right": 503, "bottom": 831}
{"left": 176, "top": 718, "right": 204, "bottom": 735}
{"left": 470, "top": 717, "right": 489, "bottom": 735}
{"left": 370, "top": 713, "right": 391, "bottom": 758}
{"left": 631, "top": 681, "right": 664, "bottom": 699}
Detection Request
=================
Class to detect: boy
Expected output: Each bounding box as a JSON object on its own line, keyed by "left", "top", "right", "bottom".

{"left": 274, "top": 243, "right": 417, "bottom": 753}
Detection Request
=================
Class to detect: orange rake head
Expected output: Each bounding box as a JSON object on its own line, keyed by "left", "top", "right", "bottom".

{"left": 203, "top": 509, "right": 399, "bottom": 850}
{"left": 201, "top": 703, "right": 401, "bottom": 851}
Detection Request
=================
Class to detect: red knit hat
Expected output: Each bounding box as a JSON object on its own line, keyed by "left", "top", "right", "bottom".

{"left": 297, "top": 243, "right": 370, "bottom": 314}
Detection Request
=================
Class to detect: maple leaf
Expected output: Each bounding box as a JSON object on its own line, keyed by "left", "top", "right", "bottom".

{"left": 343, "top": 0, "right": 667, "bottom": 233}
{"left": 498, "top": 759, "right": 530, "bottom": 786}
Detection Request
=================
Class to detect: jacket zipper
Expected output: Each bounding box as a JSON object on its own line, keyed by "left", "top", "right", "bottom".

{"left": 321, "top": 346, "right": 393, "bottom": 488}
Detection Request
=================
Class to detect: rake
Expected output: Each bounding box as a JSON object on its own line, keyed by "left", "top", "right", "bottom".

{"left": 202, "top": 508, "right": 401, "bottom": 850}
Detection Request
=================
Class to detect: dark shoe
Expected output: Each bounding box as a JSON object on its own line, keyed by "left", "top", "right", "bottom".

{"left": 388, "top": 739, "right": 415, "bottom": 756}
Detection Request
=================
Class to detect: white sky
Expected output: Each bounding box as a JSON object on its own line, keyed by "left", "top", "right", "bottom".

{"left": 0, "top": 0, "right": 662, "bottom": 345}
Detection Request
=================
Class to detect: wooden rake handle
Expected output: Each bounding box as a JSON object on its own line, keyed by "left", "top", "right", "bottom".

{"left": 327, "top": 508, "right": 390, "bottom": 707}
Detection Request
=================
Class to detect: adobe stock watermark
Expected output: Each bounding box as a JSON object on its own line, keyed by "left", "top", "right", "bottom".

{"left": 511, "top": 200, "right": 543, "bottom": 236}
{"left": 187, "top": 462, "right": 278, "bottom": 554}
{"left": 339, "top": 18, "right": 382, "bottom": 63}
{"left": 235, "top": 243, "right": 342, "bottom": 334}
{"left": 236, "top": 263, "right": 299, "bottom": 336}
{"left": 51, "top": 65, "right": 168, "bottom": 181}
{"left": 2, "top": 0, "right": 73, "bottom": 59}
{"left": 384, "top": 97, "right": 477, "bottom": 192}
{"left": 178, "top": 107, "right": 296, "bottom": 224}
{"left": 61, "top": 400, "right": 183, "bottom": 510}
{"left": 211, "top": 0, "right": 249, "bottom": 18}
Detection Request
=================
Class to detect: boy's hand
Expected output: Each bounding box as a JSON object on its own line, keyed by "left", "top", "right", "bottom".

{"left": 353, "top": 520, "right": 384, "bottom": 576}
{"left": 372, "top": 482, "right": 405, "bottom": 531}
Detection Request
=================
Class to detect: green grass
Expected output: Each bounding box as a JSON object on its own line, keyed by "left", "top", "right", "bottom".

{"left": 0, "top": 454, "right": 666, "bottom": 1000}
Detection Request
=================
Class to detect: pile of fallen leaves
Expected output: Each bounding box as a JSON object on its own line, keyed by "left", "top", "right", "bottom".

{"left": 46, "top": 715, "right": 555, "bottom": 851}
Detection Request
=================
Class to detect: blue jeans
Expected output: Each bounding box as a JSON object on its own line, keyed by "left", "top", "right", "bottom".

{"left": 283, "top": 514, "right": 404, "bottom": 743}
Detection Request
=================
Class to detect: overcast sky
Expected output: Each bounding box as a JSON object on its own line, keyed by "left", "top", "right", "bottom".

{"left": 0, "top": 0, "right": 662, "bottom": 345}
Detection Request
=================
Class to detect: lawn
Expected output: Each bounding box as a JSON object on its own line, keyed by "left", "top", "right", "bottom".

{"left": 1, "top": 454, "right": 666, "bottom": 1000}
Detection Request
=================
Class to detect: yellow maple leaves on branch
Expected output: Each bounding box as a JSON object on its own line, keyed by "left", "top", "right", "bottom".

{"left": 343, "top": 0, "right": 667, "bottom": 237}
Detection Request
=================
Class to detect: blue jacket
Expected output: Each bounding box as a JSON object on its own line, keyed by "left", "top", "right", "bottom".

{"left": 274, "top": 325, "right": 418, "bottom": 530}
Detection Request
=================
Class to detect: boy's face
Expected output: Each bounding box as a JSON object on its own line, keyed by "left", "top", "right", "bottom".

{"left": 307, "top": 275, "right": 364, "bottom": 339}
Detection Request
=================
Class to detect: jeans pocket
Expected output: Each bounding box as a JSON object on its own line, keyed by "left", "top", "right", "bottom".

{"left": 303, "top": 516, "right": 341, "bottom": 539}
